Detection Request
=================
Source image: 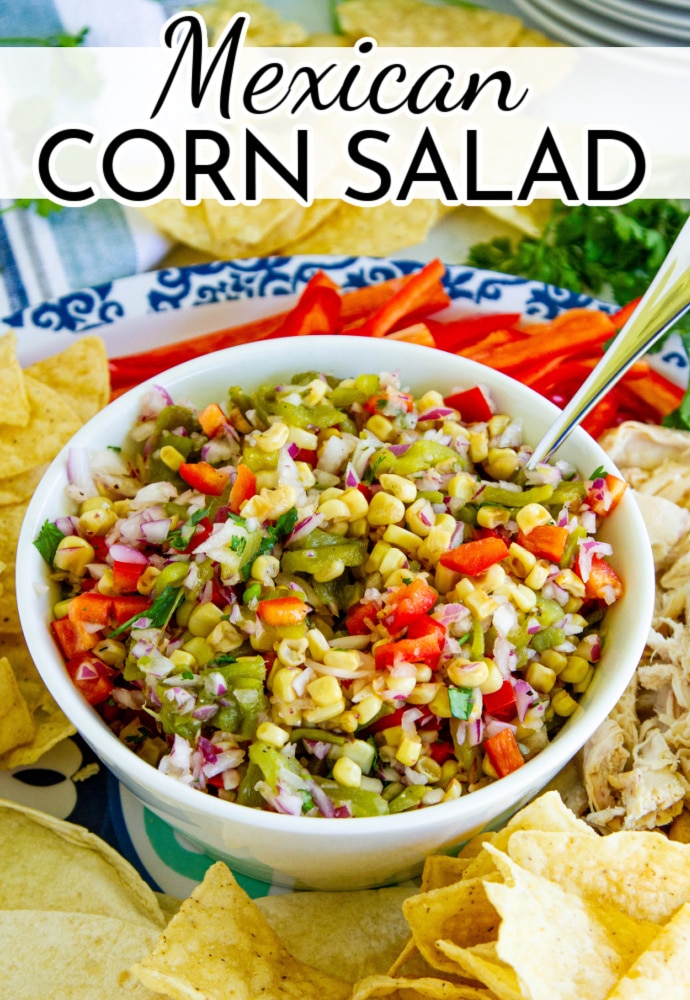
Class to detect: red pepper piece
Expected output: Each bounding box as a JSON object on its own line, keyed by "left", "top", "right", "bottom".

{"left": 198, "top": 402, "right": 228, "bottom": 438}
{"left": 406, "top": 615, "right": 447, "bottom": 643}
{"left": 374, "top": 632, "right": 443, "bottom": 671}
{"left": 440, "top": 537, "right": 509, "bottom": 577}
{"left": 428, "top": 740, "right": 456, "bottom": 765}
{"left": 112, "top": 560, "right": 145, "bottom": 594}
{"left": 51, "top": 617, "right": 100, "bottom": 659}
{"left": 256, "top": 596, "right": 310, "bottom": 627}
{"left": 482, "top": 680, "right": 518, "bottom": 722}
{"left": 68, "top": 593, "right": 113, "bottom": 626}
{"left": 184, "top": 517, "right": 213, "bottom": 553}
{"left": 229, "top": 463, "right": 256, "bottom": 514}
{"left": 293, "top": 448, "right": 317, "bottom": 466}
{"left": 383, "top": 579, "right": 438, "bottom": 634}
{"left": 65, "top": 651, "right": 116, "bottom": 706}
{"left": 484, "top": 727, "right": 524, "bottom": 777}
{"left": 359, "top": 259, "right": 446, "bottom": 338}
{"left": 428, "top": 313, "right": 522, "bottom": 353}
{"left": 271, "top": 271, "right": 342, "bottom": 339}
{"left": 575, "top": 554, "right": 623, "bottom": 604}
{"left": 443, "top": 385, "right": 494, "bottom": 422}
{"left": 179, "top": 461, "right": 230, "bottom": 497}
{"left": 517, "top": 525, "right": 569, "bottom": 564}
{"left": 111, "top": 595, "right": 152, "bottom": 626}
{"left": 345, "top": 600, "right": 381, "bottom": 636}
{"left": 585, "top": 474, "right": 628, "bottom": 517}
{"left": 611, "top": 297, "right": 641, "bottom": 331}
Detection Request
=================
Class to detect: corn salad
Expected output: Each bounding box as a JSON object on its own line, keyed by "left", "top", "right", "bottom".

{"left": 36, "top": 371, "right": 625, "bottom": 817}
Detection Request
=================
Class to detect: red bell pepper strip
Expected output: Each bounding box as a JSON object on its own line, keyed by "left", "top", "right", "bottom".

{"left": 374, "top": 631, "right": 444, "bottom": 671}
{"left": 365, "top": 704, "right": 433, "bottom": 735}
{"left": 256, "top": 596, "right": 310, "bottom": 626}
{"left": 618, "top": 369, "right": 684, "bottom": 421}
{"left": 484, "top": 727, "right": 524, "bottom": 777}
{"left": 358, "top": 259, "right": 446, "bottom": 338}
{"left": 611, "top": 297, "right": 641, "bottom": 331}
{"left": 428, "top": 740, "right": 457, "bottom": 764}
{"left": 406, "top": 615, "right": 447, "bottom": 643}
{"left": 229, "top": 463, "right": 257, "bottom": 514}
{"left": 112, "top": 560, "right": 145, "bottom": 594}
{"left": 111, "top": 595, "right": 152, "bottom": 626}
{"left": 585, "top": 474, "right": 628, "bottom": 517}
{"left": 581, "top": 393, "right": 621, "bottom": 441}
{"left": 443, "top": 385, "right": 494, "bottom": 423}
{"left": 198, "top": 402, "right": 228, "bottom": 438}
{"left": 65, "top": 651, "right": 116, "bottom": 706}
{"left": 517, "top": 525, "right": 569, "bottom": 563}
{"left": 51, "top": 618, "right": 100, "bottom": 659}
{"left": 576, "top": 554, "right": 623, "bottom": 604}
{"left": 68, "top": 593, "right": 113, "bottom": 626}
{"left": 179, "top": 461, "right": 230, "bottom": 497}
{"left": 482, "top": 680, "right": 518, "bottom": 722}
{"left": 383, "top": 579, "right": 438, "bottom": 634}
{"left": 183, "top": 517, "right": 213, "bottom": 554}
{"left": 427, "top": 313, "right": 522, "bottom": 353}
{"left": 345, "top": 600, "right": 381, "bottom": 636}
{"left": 440, "top": 537, "right": 509, "bottom": 577}
{"left": 459, "top": 329, "right": 523, "bottom": 361}
{"left": 270, "top": 271, "right": 342, "bottom": 339}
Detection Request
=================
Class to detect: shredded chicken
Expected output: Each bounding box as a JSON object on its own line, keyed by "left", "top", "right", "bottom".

{"left": 573, "top": 421, "right": 690, "bottom": 835}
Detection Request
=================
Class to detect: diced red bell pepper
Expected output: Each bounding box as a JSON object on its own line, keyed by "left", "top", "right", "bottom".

{"left": 271, "top": 271, "right": 342, "bottom": 338}
{"left": 443, "top": 385, "right": 494, "bottom": 422}
{"left": 428, "top": 740, "right": 456, "bottom": 765}
{"left": 365, "top": 705, "right": 433, "bottom": 735}
{"left": 111, "top": 595, "right": 152, "bottom": 626}
{"left": 184, "top": 517, "right": 213, "bottom": 553}
{"left": 428, "top": 313, "right": 522, "bottom": 353}
{"left": 374, "top": 631, "right": 443, "bottom": 671}
{"left": 65, "top": 651, "right": 116, "bottom": 706}
{"left": 293, "top": 448, "right": 317, "bottom": 466}
{"left": 484, "top": 727, "right": 524, "bottom": 777}
{"left": 198, "top": 402, "right": 228, "bottom": 438}
{"left": 576, "top": 554, "right": 623, "bottom": 604}
{"left": 440, "top": 537, "right": 509, "bottom": 577}
{"left": 229, "top": 462, "right": 257, "bottom": 514}
{"left": 345, "top": 600, "right": 381, "bottom": 636}
{"left": 586, "top": 474, "right": 628, "bottom": 517}
{"left": 383, "top": 579, "right": 438, "bottom": 634}
{"left": 482, "top": 680, "right": 517, "bottom": 722}
{"left": 179, "top": 461, "right": 230, "bottom": 497}
{"left": 406, "top": 615, "right": 447, "bottom": 643}
{"left": 256, "top": 596, "right": 310, "bottom": 627}
{"left": 68, "top": 593, "right": 113, "bottom": 626}
{"left": 51, "top": 617, "right": 100, "bottom": 659}
{"left": 112, "top": 560, "right": 146, "bottom": 594}
{"left": 517, "top": 525, "right": 569, "bottom": 563}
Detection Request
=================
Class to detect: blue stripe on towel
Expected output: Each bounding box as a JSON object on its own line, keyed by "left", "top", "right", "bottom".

{"left": 48, "top": 201, "right": 138, "bottom": 291}
{"left": 0, "top": 215, "right": 29, "bottom": 312}
{"left": 0, "top": 0, "right": 63, "bottom": 38}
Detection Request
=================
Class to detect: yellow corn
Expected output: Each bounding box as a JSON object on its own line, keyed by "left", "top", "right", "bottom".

{"left": 272, "top": 667, "right": 300, "bottom": 703}
{"left": 348, "top": 517, "right": 368, "bottom": 538}
{"left": 240, "top": 494, "right": 272, "bottom": 520}
{"left": 287, "top": 425, "right": 318, "bottom": 449}
{"left": 187, "top": 602, "right": 224, "bottom": 638}
{"left": 53, "top": 536, "right": 95, "bottom": 576}
{"left": 446, "top": 472, "right": 477, "bottom": 504}
{"left": 92, "top": 638, "right": 127, "bottom": 668}
{"left": 385, "top": 675, "right": 416, "bottom": 697}
{"left": 488, "top": 414, "right": 511, "bottom": 437}
{"left": 379, "top": 473, "right": 417, "bottom": 503}
{"left": 276, "top": 637, "right": 308, "bottom": 668}
{"left": 416, "top": 756, "right": 442, "bottom": 783}
{"left": 482, "top": 754, "right": 499, "bottom": 779}
{"left": 452, "top": 578, "right": 475, "bottom": 601}
{"left": 255, "top": 421, "right": 289, "bottom": 452}
{"left": 476, "top": 505, "right": 510, "bottom": 529}
{"left": 378, "top": 546, "right": 407, "bottom": 578}
{"left": 250, "top": 554, "right": 280, "bottom": 587}
{"left": 256, "top": 721, "right": 289, "bottom": 748}
{"left": 464, "top": 589, "right": 499, "bottom": 620}
{"left": 524, "top": 560, "right": 551, "bottom": 591}
{"left": 395, "top": 734, "right": 422, "bottom": 767}
{"left": 440, "top": 759, "right": 459, "bottom": 784}
{"left": 323, "top": 649, "right": 361, "bottom": 672}
{"left": 515, "top": 504, "right": 552, "bottom": 534}
{"left": 111, "top": 500, "right": 131, "bottom": 518}
{"left": 506, "top": 542, "right": 537, "bottom": 578}
{"left": 442, "top": 420, "right": 471, "bottom": 443}
{"left": 160, "top": 445, "right": 184, "bottom": 471}
{"left": 303, "top": 700, "right": 346, "bottom": 724}
{"left": 340, "top": 487, "right": 369, "bottom": 520}
{"left": 559, "top": 654, "right": 590, "bottom": 685}
{"left": 485, "top": 447, "right": 519, "bottom": 480}
{"left": 551, "top": 688, "right": 578, "bottom": 717}
{"left": 342, "top": 739, "right": 376, "bottom": 773}
{"left": 417, "top": 389, "right": 445, "bottom": 412}
{"left": 318, "top": 498, "right": 351, "bottom": 522}
{"left": 447, "top": 659, "right": 489, "bottom": 688}
{"left": 255, "top": 471, "right": 279, "bottom": 491}
{"left": 365, "top": 414, "right": 394, "bottom": 441}
{"left": 77, "top": 507, "right": 117, "bottom": 537}
{"left": 367, "top": 491, "right": 405, "bottom": 526}
{"left": 305, "top": 378, "right": 328, "bottom": 405}
{"left": 307, "top": 674, "right": 342, "bottom": 707}
{"left": 262, "top": 484, "right": 298, "bottom": 520}
{"left": 405, "top": 498, "right": 434, "bottom": 537}
{"left": 572, "top": 665, "right": 594, "bottom": 694}
{"left": 335, "top": 711, "right": 359, "bottom": 734}
{"left": 306, "top": 628, "right": 330, "bottom": 661}
{"left": 137, "top": 565, "right": 161, "bottom": 596}
{"left": 469, "top": 430, "right": 488, "bottom": 463}
{"left": 554, "top": 569, "right": 586, "bottom": 598}
{"left": 525, "top": 661, "right": 556, "bottom": 693}
{"left": 407, "top": 682, "right": 441, "bottom": 705}
{"left": 435, "top": 562, "right": 460, "bottom": 595}
{"left": 96, "top": 568, "right": 116, "bottom": 595}
{"left": 333, "top": 756, "right": 362, "bottom": 788}
{"left": 442, "top": 778, "right": 463, "bottom": 801}
{"left": 540, "top": 649, "right": 568, "bottom": 674}
{"left": 479, "top": 563, "right": 506, "bottom": 593}
{"left": 295, "top": 462, "right": 316, "bottom": 488}
{"left": 365, "top": 540, "right": 392, "bottom": 573}
{"left": 428, "top": 686, "right": 452, "bottom": 718}
{"left": 313, "top": 558, "right": 345, "bottom": 583}
{"left": 80, "top": 496, "right": 112, "bottom": 513}
{"left": 512, "top": 583, "right": 538, "bottom": 612}
{"left": 182, "top": 636, "right": 214, "bottom": 665}
{"left": 479, "top": 660, "right": 504, "bottom": 694}
{"left": 352, "top": 694, "right": 383, "bottom": 726}
{"left": 575, "top": 634, "right": 600, "bottom": 662}
{"left": 207, "top": 620, "right": 244, "bottom": 653}
{"left": 383, "top": 524, "right": 421, "bottom": 554}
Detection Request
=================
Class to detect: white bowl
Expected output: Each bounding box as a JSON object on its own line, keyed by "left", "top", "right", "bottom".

{"left": 17, "top": 337, "right": 654, "bottom": 890}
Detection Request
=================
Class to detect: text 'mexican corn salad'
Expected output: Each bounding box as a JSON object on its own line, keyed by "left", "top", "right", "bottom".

{"left": 36, "top": 370, "right": 625, "bottom": 818}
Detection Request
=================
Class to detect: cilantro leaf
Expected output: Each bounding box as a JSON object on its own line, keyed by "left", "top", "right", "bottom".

{"left": 590, "top": 465, "right": 607, "bottom": 480}
{"left": 230, "top": 535, "right": 247, "bottom": 556}
{"left": 448, "top": 686, "right": 474, "bottom": 720}
{"left": 109, "top": 585, "right": 184, "bottom": 638}
{"left": 33, "top": 520, "right": 65, "bottom": 566}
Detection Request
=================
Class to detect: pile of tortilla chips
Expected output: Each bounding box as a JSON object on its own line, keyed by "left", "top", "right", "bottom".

{"left": 143, "top": 0, "right": 558, "bottom": 260}
{"left": 0, "top": 331, "right": 109, "bottom": 769}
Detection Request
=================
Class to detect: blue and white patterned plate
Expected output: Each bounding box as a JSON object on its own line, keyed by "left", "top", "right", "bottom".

{"left": 3, "top": 254, "right": 686, "bottom": 899}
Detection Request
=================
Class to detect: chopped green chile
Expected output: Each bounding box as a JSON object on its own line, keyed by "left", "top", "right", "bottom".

{"left": 480, "top": 483, "right": 554, "bottom": 507}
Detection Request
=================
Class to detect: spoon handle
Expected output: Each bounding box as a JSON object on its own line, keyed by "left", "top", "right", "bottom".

{"left": 527, "top": 216, "right": 690, "bottom": 468}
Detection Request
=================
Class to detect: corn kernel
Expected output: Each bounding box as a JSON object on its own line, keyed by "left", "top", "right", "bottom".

{"left": 272, "top": 667, "right": 300, "bottom": 703}
{"left": 469, "top": 430, "right": 488, "bottom": 463}
{"left": 479, "top": 660, "right": 504, "bottom": 694}
{"left": 385, "top": 675, "right": 416, "bottom": 697}
{"left": 488, "top": 414, "right": 511, "bottom": 437}
{"left": 506, "top": 542, "right": 537, "bottom": 578}
{"left": 111, "top": 500, "right": 131, "bottom": 517}
{"left": 137, "top": 565, "right": 161, "bottom": 596}
{"left": 276, "top": 637, "right": 308, "bottom": 668}
{"left": 417, "top": 389, "right": 445, "bottom": 412}
{"left": 336, "top": 712, "right": 359, "bottom": 734}
{"left": 479, "top": 563, "right": 506, "bottom": 593}
{"left": 575, "top": 634, "right": 600, "bottom": 662}
{"left": 525, "top": 661, "right": 556, "bottom": 693}
{"left": 347, "top": 517, "right": 367, "bottom": 538}
{"left": 323, "top": 649, "right": 361, "bottom": 672}
{"left": 96, "top": 568, "right": 115, "bottom": 595}
{"left": 333, "top": 755, "right": 362, "bottom": 788}
{"left": 435, "top": 562, "right": 460, "bottom": 595}
{"left": 447, "top": 659, "right": 489, "bottom": 688}
{"left": 416, "top": 756, "right": 442, "bottom": 782}
{"left": 442, "top": 421, "right": 471, "bottom": 442}
{"left": 396, "top": 734, "right": 422, "bottom": 767}
{"left": 255, "top": 421, "right": 289, "bottom": 452}
{"left": 485, "top": 447, "right": 519, "bottom": 480}
{"left": 482, "top": 754, "right": 499, "bottom": 778}
{"left": 303, "top": 700, "right": 346, "bottom": 724}
{"left": 240, "top": 494, "right": 271, "bottom": 519}
{"left": 440, "top": 759, "right": 459, "bottom": 784}
{"left": 513, "top": 583, "right": 538, "bottom": 612}
{"left": 169, "top": 649, "right": 197, "bottom": 671}
{"left": 263, "top": 484, "right": 298, "bottom": 520}
{"left": 383, "top": 568, "right": 416, "bottom": 590}
{"left": 295, "top": 462, "right": 316, "bottom": 488}
{"left": 563, "top": 596, "right": 584, "bottom": 614}
{"left": 272, "top": 702, "right": 302, "bottom": 727}
{"left": 287, "top": 425, "right": 318, "bottom": 449}
{"left": 77, "top": 507, "right": 117, "bottom": 537}
{"left": 92, "top": 638, "right": 127, "bottom": 667}
{"left": 429, "top": 686, "right": 452, "bottom": 718}
{"left": 340, "top": 487, "right": 369, "bottom": 520}
{"left": 476, "top": 505, "right": 510, "bottom": 529}
{"left": 187, "top": 602, "right": 224, "bottom": 638}
{"left": 464, "top": 589, "right": 499, "bottom": 620}
{"left": 417, "top": 527, "right": 453, "bottom": 563}
{"left": 342, "top": 739, "right": 376, "bottom": 773}
{"left": 407, "top": 682, "right": 441, "bottom": 705}
{"left": 182, "top": 636, "right": 214, "bottom": 665}
{"left": 447, "top": 472, "right": 477, "bottom": 504}
{"left": 250, "top": 554, "right": 280, "bottom": 587}
{"left": 367, "top": 491, "right": 405, "bottom": 526}
{"left": 313, "top": 558, "right": 345, "bottom": 583}
{"left": 365, "top": 540, "right": 391, "bottom": 573}
{"left": 80, "top": 496, "right": 112, "bottom": 514}
{"left": 452, "top": 578, "right": 475, "bottom": 601}
{"left": 160, "top": 445, "right": 184, "bottom": 471}
{"left": 365, "top": 413, "right": 395, "bottom": 441}
{"left": 540, "top": 649, "right": 568, "bottom": 674}
{"left": 551, "top": 688, "right": 578, "bottom": 717}
{"left": 318, "top": 498, "right": 351, "bottom": 522}
{"left": 442, "top": 778, "right": 463, "bottom": 801}
{"left": 516, "top": 504, "right": 552, "bottom": 534}
{"left": 554, "top": 569, "right": 586, "bottom": 598}
{"left": 572, "top": 665, "right": 594, "bottom": 694}
{"left": 405, "top": 498, "right": 434, "bottom": 537}
{"left": 352, "top": 694, "right": 383, "bottom": 726}
{"left": 382, "top": 524, "right": 421, "bottom": 554}
{"left": 306, "top": 628, "right": 331, "bottom": 661}
{"left": 256, "top": 721, "right": 289, "bottom": 748}
{"left": 53, "top": 536, "right": 95, "bottom": 576}
{"left": 307, "top": 674, "right": 342, "bottom": 707}
{"left": 379, "top": 473, "right": 417, "bottom": 503}
{"left": 560, "top": 654, "right": 590, "bottom": 684}
{"left": 305, "top": 378, "right": 328, "bottom": 406}
{"left": 378, "top": 546, "right": 407, "bottom": 578}
{"left": 525, "top": 560, "right": 551, "bottom": 591}
{"left": 255, "top": 470, "right": 279, "bottom": 491}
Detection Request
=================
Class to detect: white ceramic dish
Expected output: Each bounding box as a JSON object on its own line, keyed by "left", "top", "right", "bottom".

{"left": 17, "top": 335, "right": 655, "bottom": 890}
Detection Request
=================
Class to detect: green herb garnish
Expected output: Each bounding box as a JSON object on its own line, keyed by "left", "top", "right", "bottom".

{"left": 33, "top": 520, "right": 65, "bottom": 566}
{"left": 448, "top": 686, "right": 474, "bottom": 720}
{"left": 109, "top": 585, "right": 184, "bottom": 638}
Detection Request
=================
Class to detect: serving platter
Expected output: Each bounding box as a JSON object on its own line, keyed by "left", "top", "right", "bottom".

{"left": 2, "top": 254, "right": 686, "bottom": 896}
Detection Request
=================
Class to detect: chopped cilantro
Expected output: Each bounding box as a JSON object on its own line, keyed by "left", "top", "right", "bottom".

{"left": 167, "top": 505, "right": 211, "bottom": 550}
{"left": 448, "top": 686, "right": 474, "bottom": 720}
{"left": 33, "top": 520, "right": 65, "bottom": 566}
{"left": 107, "top": 445, "right": 122, "bottom": 453}
{"left": 109, "top": 585, "right": 183, "bottom": 638}
{"left": 211, "top": 654, "right": 237, "bottom": 665}
{"left": 255, "top": 505, "right": 299, "bottom": 559}
{"left": 230, "top": 535, "right": 247, "bottom": 556}
{"left": 590, "top": 466, "right": 607, "bottom": 480}
{"left": 456, "top": 631, "right": 471, "bottom": 645}
{"left": 363, "top": 453, "right": 386, "bottom": 485}
{"left": 124, "top": 726, "right": 149, "bottom": 747}
{"left": 180, "top": 670, "right": 195, "bottom": 680}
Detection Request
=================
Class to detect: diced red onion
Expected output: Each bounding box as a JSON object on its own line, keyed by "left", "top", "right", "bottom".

{"left": 273, "top": 782, "right": 307, "bottom": 816}
{"left": 67, "top": 448, "right": 97, "bottom": 497}
{"left": 450, "top": 521, "right": 464, "bottom": 549}
{"left": 303, "top": 740, "right": 331, "bottom": 760}
{"left": 483, "top": 717, "right": 517, "bottom": 739}
{"left": 55, "top": 516, "right": 78, "bottom": 536}
{"left": 141, "top": 519, "right": 172, "bottom": 544}
{"left": 193, "top": 704, "right": 219, "bottom": 723}
{"left": 308, "top": 779, "right": 337, "bottom": 818}
{"left": 167, "top": 734, "right": 191, "bottom": 771}
{"left": 493, "top": 602, "right": 518, "bottom": 639}
{"left": 75, "top": 661, "right": 99, "bottom": 681}
{"left": 493, "top": 636, "right": 517, "bottom": 677}
{"left": 110, "top": 688, "right": 145, "bottom": 710}
{"left": 386, "top": 443, "right": 411, "bottom": 456}
{"left": 401, "top": 707, "right": 423, "bottom": 733}
{"left": 576, "top": 538, "right": 613, "bottom": 583}
{"left": 110, "top": 543, "right": 148, "bottom": 566}
{"left": 527, "top": 617, "right": 540, "bottom": 634}
{"left": 467, "top": 718, "right": 484, "bottom": 746}
{"left": 512, "top": 679, "right": 537, "bottom": 722}
{"left": 333, "top": 805, "right": 352, "bottom": 818}
{"left": 344, "top": 461, "right": 360, "bottom": 488}
{"left": 285, "top": 513, "right": 324, "bottom": 546}
{"left": 418, "top": 407, "right": 455, "bottom": 421}
{"left": 287, "top": 442, "right": 299, "bottom": 458}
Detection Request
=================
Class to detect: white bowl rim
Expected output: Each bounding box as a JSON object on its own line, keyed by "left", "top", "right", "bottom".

{"left": 17, "top": 336, "right": 656, "bottom": 839}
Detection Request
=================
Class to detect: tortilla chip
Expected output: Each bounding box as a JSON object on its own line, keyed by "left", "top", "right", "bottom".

{"left": 0, "top": 910, "right": 160, "bottom": 1000}
{"left": 279, "top": 200, "right": 442, "bottom": 257}
{"left": 301, "top": 32, "right": 351, "bottom": 47}
{"left": 199, "top": 0, "right": 308, "bottom": 46}
{"left": 507, "top": 829, "right": 690, "bottom": 924}
{"left": 132, "top": 862, "right": 351, "bottom": 1000}
{"left": 0, "top": 800, "right": 165, "bottom": 928}
{"left": 483, "top": 846, "right": 659, "bottom": 1000}
{"left": 606, "top": 902, "right": 690, "bottom": 1000}
{"left": 0, "top": 462, "right": 49, "bottom": 506}
{"left": 512, "top": 27, "right": 563, "bottom": 46}
{"left": 0, "top": 331, "right": 30, "bottom": 427}
{"left": 481, "top": 201, "right": 554, "bottom": 239}
{"left": 0, "top": 656, "right": 34, "bottom": 755}
{"left": 204, "top": 199, "right": 339, "bottom": 256}
{"left": 435, "top": 941, "right": 523, "bottom": 1000}
{"left": 0, "top": 374, "right": 81, "bottom": 480}
{"left": 351, "top": 974, "right": 495, "bottom": 999}
{"left": 256, "top": 886, "right": 413, "bottom": 983}
{"left": 336, "top": 0, "right": 522, "bottom": 47}
{"left": 26, "top": 335, "right": 109, "bottom": 424}
{"left": 0, "top": 499, "right": 29, "bottom": 634}
{"left": 421, "top": 855, "right": 471, "bottom": 892}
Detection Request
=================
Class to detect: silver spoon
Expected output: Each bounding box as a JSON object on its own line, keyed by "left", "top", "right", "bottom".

{"left": 526, "top": 215, "right": 690, "bottom": 468}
